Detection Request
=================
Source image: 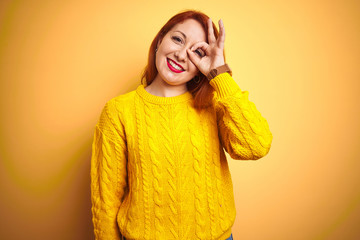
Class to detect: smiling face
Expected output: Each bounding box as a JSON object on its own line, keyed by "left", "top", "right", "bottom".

{"left": 154, "top": 19, "right": 207, "bottom": 87}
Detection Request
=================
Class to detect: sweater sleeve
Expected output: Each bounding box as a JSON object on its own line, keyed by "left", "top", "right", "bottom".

{"left": 209, "top": 72, "right": 273, "bottom": 160}
{"left": 91, "top": 99, "right": 128, "bottom": 240}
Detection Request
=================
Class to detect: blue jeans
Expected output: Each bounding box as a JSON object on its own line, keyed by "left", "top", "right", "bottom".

{"left": 226, "top": 233, "right": 234, "bottom": 240}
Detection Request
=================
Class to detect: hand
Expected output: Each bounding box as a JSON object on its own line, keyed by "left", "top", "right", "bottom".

{"left": 187, "top": 18, "right": 226, "bottom": 76}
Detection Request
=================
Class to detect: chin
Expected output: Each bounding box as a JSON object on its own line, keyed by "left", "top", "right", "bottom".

{"left": 160, "top": 73, "right": 185, "bottom": 85}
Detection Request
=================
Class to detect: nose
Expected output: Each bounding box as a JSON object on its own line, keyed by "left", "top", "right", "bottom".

{"left": 175, "top": 46, "right": 188, "bottom": 62}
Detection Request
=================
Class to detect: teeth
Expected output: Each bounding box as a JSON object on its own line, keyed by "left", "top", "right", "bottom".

{"left": 168, "top": 59, "right": 183, "bottom": 71}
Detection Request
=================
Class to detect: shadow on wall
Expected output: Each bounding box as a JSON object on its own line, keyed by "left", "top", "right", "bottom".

{"left": 78, "top": 142, "right": 95, "bottom": 240}
{"left": 58, "top": 138, "right": 96, "bottom": 240}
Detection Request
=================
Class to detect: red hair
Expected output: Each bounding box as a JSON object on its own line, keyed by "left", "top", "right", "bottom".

{"left": 141, "top": 10, "right": 225, "bottom": 111}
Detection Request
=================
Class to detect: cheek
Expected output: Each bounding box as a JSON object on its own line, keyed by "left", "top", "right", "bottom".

{"left": 188, "top": 62, "right": 199, "bottom": 75}
{"left": 155, "top": 52, "right": 165, "bottom": 68}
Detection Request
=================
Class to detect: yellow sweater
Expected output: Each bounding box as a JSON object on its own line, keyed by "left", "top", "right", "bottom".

{"left": 91, "top": 73, "right": 272, "bottom": 240}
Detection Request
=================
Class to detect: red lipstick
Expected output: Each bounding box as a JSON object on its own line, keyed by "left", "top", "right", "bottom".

{"left": 167, "top": 58, "right": 184, "bottom": 73}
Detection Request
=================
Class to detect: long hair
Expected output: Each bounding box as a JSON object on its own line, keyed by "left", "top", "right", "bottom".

{"left": 141, "top": 10, "right": 225, "bottom": 111}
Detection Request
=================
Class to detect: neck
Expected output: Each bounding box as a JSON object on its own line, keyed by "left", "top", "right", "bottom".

{"left": 145, "top": 75, "right": 188, "bottom": 97}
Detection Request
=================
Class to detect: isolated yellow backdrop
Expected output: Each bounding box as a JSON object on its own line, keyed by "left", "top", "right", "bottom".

{"left": 0, "top": 0, "right": 359, "bottom": 239}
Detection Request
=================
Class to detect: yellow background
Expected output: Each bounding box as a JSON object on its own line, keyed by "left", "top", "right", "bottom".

{"left": 0, "top": 0, "right": 359, "bottom": 239}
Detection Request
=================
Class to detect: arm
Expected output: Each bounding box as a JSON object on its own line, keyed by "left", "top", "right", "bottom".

{"left": 187, "top": 19, "right": 272, "bottom": 159}
{"left": 91, "top": 99, "right": 128, "bottom": 239}
{"left": 210, "top": 72, "right": 273, "bottom": 160}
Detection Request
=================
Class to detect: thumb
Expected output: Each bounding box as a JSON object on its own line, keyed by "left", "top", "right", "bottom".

{"left": 187, "top": 49, "right": 201, "bottom": 68}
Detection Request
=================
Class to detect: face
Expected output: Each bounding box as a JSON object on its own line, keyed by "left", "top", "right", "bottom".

{"left": 154, "top": 19, "right": 207, "bottom": 86}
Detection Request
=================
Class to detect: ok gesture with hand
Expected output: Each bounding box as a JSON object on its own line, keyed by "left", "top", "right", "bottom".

{"left": 187, "top": 18, "right": 226, "bottom": 76}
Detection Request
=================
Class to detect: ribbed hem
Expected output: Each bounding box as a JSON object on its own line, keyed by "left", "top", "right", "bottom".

{"left": 217, "top": 228, "right": 233, "bottom": 240}
{"left": 136, "top": 84, "right": 193, "bottom": 105}
{"left": 122, "top": 228, "right": 232, "bottom": 240}
{"left": 209, "top": 72, "right": 241, "bottom": 99}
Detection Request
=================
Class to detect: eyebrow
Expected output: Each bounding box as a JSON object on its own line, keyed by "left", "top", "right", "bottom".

{"left": 174, "top": 31, "right": 187, "bottom": 39}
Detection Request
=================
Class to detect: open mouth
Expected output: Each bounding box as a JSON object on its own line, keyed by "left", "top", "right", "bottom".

{"left": 167, "top": 58, "right": 185, "bottom": 73}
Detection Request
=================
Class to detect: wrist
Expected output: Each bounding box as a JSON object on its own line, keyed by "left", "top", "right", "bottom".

{"left": 206, "top": 64, "right": 232, "bottom": 81}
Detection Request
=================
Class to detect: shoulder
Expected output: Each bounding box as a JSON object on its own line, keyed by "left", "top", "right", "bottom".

{"left": 97, "top": 88, "right": 137, "bottom": 138}
{"left": 108, "top": 88, "right": 137, "bottom": 107}
{"left": 100, "top": 87, "right": 138, "bottom": 126}
{"left": 105, "top": 88, "right": 137, "bottom": 111}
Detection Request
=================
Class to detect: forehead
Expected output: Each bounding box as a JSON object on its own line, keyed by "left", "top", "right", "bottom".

{"left": 170, "top": 19, "right": 206, "bottom": 42}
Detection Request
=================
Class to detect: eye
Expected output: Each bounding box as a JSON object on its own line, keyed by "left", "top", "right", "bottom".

{"left": 195, "top": 48, "right": 205, "bottom": 58}
{"left": 171, "top": 36, "right": 183, "bottom": 43}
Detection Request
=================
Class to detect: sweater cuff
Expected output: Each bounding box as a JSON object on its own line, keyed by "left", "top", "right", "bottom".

{"left": 209, "top": 72, "right": 241, "bottom": 99}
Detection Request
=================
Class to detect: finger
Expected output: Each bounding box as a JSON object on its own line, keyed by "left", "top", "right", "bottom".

{"left": 191, "top": 42, "right": 209, "bottom": 56}
{"left": 187, "top": 49, "right": 201, "bottom": 67}
{"left": 207, "top": 18, "right": 216, "bottom": 44}
{"left": 217, "top": 19, "right": 225, "bottom": 49}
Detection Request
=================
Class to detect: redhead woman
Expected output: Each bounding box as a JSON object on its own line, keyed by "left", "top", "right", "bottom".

{"left": 90, "top": 10, "right": 272, "bottom": 240}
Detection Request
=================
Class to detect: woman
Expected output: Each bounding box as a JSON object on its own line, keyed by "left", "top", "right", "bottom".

{"left": 91, "top": 10, "right": 272, "bottom": 240}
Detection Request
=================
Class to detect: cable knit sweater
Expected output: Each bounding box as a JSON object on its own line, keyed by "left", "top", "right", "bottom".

{"left": 91, "top": 72, "right": 273, "bottom": 240}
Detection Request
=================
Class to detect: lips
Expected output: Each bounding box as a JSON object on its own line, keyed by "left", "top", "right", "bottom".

{"left": 167, "top": 58, "right": 185, "bottom": 73}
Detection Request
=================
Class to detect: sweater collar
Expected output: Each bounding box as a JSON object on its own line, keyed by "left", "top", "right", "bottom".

{"left": 136, "top": 84, "right": 193, "bottom": 104}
